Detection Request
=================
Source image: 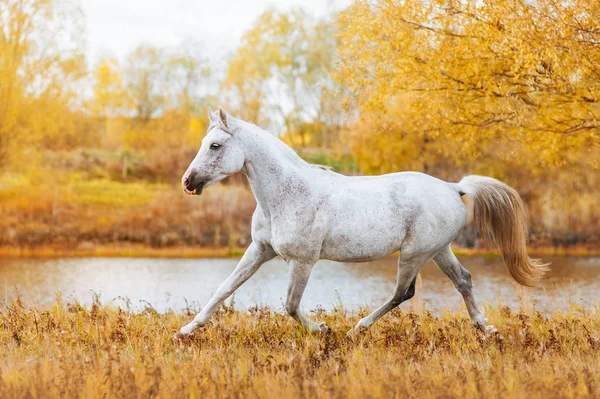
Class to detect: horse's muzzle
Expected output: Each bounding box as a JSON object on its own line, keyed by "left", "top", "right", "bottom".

{"left": 182, "top": 174, "right": 206, "bottom": 195}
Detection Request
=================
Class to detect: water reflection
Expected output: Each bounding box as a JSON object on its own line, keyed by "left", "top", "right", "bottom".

{"left": 0, "top": 256, "right": 598, "bottom": 314}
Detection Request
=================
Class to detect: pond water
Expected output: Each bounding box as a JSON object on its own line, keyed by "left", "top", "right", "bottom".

{"left": 0, "top": 256, "right": 598, "bottom": 314}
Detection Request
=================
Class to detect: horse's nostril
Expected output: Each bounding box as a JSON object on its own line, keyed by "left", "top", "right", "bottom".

{"left": 183, "top": 177, "right": 189, "bottom": 187}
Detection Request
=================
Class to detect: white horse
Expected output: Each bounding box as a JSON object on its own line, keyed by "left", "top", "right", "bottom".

{"left": 175, "top": 107, "right": 548, "bottom": 338}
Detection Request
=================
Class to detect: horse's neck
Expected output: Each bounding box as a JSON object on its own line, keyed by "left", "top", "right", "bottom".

{"left": 239, "top": 128, "right": 308, "bottom": 217}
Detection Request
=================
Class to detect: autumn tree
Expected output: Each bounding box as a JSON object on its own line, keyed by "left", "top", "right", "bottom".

{"left": 122, "top": 45, "right": 168, "bottom": 123}
{"left": 88, "top": 57, "right": 126, "bottom": 146}
{"left": 224, "top": 8, "right": 344, "bottom": 146}
{"left": 166, "top": 40, "right": 212, "bottom": 111}
{"left": 161, "top": 42, "right": 214, "bottom": 153}
{"left": 336, "top": 0, "right": 600, "bottom": 168}
{"left": 0, "top": 0, "right": 85, "bottom": 166}
{"left": 101, "top": 42, "right": 214, "bottom": 152}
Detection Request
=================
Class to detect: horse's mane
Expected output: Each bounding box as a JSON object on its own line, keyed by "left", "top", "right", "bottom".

{"left": 231, "top": 118, "right": 334, "bottom": 172}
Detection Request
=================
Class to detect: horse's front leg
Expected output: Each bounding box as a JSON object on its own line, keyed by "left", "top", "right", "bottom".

{"left": 285, "top": 260, "right": 329, "bottom": 333}
{"left": 175, "top": 241, "right": 275, "bottom": 338}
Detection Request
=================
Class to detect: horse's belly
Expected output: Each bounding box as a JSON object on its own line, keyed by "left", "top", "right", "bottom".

{"left": 319, "top": 228, "right": 401, "bottom": 262}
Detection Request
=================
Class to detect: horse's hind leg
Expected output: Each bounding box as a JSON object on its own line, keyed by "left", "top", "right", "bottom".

{"left": 433, "top": 245, "right": 497, "bottom": 334}
{"left": 348, "top": 253, "right": 430, "bottom": 336}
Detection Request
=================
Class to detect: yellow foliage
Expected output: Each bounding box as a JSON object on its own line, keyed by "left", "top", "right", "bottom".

{"left": 189, "top": 115, "right": 208, "bottom": 144}
{"left": 0, "top": 0, "right": 86, "bottom": 165}
{"left": 336, "top": 0, "right": 600, "bottom": 166}
{"left": 224, "top": 8, "right": 339, "bottom": 140}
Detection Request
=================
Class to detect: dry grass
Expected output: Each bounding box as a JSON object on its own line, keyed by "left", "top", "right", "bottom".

{"left": 1, "top": 298, "right": 599, "bottom": 398}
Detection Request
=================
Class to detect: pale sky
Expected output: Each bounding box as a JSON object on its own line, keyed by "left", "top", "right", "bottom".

{"left": 81, "top": 0, "right": 352, "bottom": 63}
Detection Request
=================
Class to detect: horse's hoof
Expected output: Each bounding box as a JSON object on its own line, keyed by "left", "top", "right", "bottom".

{"left": 318, "top": 322, "right": 330, "bottom": 334}
{"left": 174, "top": 325, "right": 196, "bottom": 339}
{"left": 173, "top": 331, "right": 188, "bottom": 340}
{"left": 485, "top": 324, "right": 498, "bottom": 335}
{"left": 346, "top": 325, "right": 367, "bottom": 340}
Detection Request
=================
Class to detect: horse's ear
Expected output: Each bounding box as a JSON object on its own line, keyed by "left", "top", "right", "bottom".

{"left": 218, "top": 106, "right": 229, "bottom": 128}
{"left": 208, "top": 107, "right": 216, "bottom": 123}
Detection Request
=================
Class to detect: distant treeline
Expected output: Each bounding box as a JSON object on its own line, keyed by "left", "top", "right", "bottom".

{"left": 0, "top": 0, "right": 598, "bottom": 252}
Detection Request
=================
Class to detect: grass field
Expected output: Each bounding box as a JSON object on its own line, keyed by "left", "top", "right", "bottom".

{"left": 1, "top": 298, "right": 598, "bottom": 398}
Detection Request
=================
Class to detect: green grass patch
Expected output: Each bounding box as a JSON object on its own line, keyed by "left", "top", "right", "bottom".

{"left": 65, "top": 179, "right": 167, "bottom": 209}
{"left": 0, "top": 172, "right": 167, "bottom": 210}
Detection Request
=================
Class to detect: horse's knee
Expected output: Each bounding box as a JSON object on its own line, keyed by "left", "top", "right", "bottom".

{"left": 455, "top": 270, "right": 473, "bottom": 295}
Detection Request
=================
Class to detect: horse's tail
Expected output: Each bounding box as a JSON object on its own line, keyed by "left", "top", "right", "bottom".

{"left": 454, "top": 175, "right": 549, "bottom": 286}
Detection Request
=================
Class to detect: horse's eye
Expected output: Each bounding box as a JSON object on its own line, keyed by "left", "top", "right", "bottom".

{"left": 210, "top": 143, "right": 221, "bottom": 150}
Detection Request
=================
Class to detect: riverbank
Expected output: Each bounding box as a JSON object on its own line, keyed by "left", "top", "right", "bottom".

{"left": 0, "top": 244, "right": 247, "bottom": 259}
{"left": 0, "top": 244, "right": 596, "bottom": 258}
{"left": 1, "top": 299, "right": 598, "bottom": 398}
{"left": 2, "top": 173, "right": 598, "bottom": 260}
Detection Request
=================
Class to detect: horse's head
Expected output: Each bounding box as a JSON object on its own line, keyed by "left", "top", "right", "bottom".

{"left": 182, "top": 107, "right": 245, "bottom": 195}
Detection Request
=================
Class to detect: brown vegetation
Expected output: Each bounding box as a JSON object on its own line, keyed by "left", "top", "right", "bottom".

{"left": 0, "top": 175, "right": 254, "bottom": 249}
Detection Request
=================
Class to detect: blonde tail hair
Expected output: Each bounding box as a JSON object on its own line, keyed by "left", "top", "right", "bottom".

{"left": 457, "top": 175, "right": 549, "bottom": 286}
